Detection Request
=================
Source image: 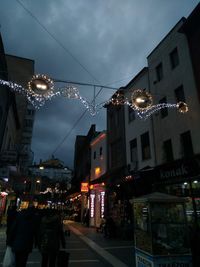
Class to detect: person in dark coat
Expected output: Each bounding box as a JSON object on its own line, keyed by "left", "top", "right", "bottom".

{"left": 6, "top": 204, "right": 18, "bottom": 244}
{"left": 190, "top": 222, "right": 200, "bottom": 267}
{"left": 38, "top": 209, "right": 66, "bottom": 267}
{"left": 7, "top": 206, "right": 37, "bottom": 267}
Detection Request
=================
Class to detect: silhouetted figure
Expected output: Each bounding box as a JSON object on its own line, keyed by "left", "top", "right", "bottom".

{"left": 104, "top": 217, "right": 116, "bottom": 238}
{"left": 38, "top": 209, "right": 66, "bottom": 267}
{"left": 6, "top": 204, "right": 18, "bottom": 244}
{"left": 190, "top": 222, "right": 200, "bottom": 267}
{"left": 83, "top": 209, "right": 89, "bottom": 227}
{"left": 7, "top": 207, "right": 37, "bottom": 267}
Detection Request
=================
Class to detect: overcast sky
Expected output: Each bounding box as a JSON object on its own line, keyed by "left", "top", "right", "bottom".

{"left": 0, "top": 0, "right": 199, "bottom": 169}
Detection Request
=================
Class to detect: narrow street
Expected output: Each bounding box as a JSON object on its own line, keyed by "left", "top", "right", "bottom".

{"left": 0, "top": 221, "right": 135, "bottom": 267}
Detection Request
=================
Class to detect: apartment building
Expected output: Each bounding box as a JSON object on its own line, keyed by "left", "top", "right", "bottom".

{"left": 0, "top": 34, "right": 21, "bottom": 189}
{"left": 123, "top": 5, "right": 200, "bottom": 223}
{"left": 89, "top": 131, "right": 107, "bottom": 227}
{"left": 6, "top": 54, "right": 35, "bottom": 173}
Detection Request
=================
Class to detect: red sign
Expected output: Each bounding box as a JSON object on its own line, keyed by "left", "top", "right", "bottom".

{"left": 81, "top": 182, "right": 89, "bottom": 192}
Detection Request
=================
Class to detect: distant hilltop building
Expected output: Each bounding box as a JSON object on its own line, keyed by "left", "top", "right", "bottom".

{"left": 29, "top": 156, "right": 72, "bottom": 190}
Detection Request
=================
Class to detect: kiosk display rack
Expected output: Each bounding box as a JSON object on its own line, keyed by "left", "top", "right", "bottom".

{"left": 133, "top": 192, "right": 192, "bottom": 267}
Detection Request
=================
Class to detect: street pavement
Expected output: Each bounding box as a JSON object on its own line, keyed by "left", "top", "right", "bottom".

{"left": 0, "top": 220, "right": 135, "bottom": 267}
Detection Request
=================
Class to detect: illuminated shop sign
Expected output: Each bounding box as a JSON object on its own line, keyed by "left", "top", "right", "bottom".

{"left": 81, "top": 182, "right": 89, "bottom": 192}
{"left": 90, "top": 193, "right": 95, "bottom": 218}
{"left": 100, "top": 191, "right": 105, "bottom": 218}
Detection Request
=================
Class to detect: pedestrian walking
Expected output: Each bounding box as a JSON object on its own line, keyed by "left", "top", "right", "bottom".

{"left": 6, "top": 204, "right": 18, "bottom": 244}
{"left": 38, "top": 209, "right": 66, "bottom": 267}
{"left": 6, "top": 205, "right": 37, "bottom": 267}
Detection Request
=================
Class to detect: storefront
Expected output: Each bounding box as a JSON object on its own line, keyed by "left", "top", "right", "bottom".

{"left": 89, "top": 183, "right": 106, "bottom": 228}
{"left": 154, "top": 155, "right": 200, "bottom": 225}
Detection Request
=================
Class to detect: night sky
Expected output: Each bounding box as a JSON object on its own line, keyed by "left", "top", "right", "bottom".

{"left": 0, "top": 0, "right": 199, "bottom": 169}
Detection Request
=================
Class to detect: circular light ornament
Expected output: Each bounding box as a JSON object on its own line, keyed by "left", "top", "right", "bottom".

{"left": 131, "top": 89, "right": 153, "bottom": 111}
{"left": 28, "top": 74, "right": 54, "bottom": 98}
{"left": 177, "top": 101, "right": 188, "bottom": 113}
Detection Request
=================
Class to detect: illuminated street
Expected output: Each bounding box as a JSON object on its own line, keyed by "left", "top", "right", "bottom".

{"left": 0, "top": 221, "right": 135, "bottom": 267}
{"left": 0, "top": 1, "right": 200, "bottom": 267}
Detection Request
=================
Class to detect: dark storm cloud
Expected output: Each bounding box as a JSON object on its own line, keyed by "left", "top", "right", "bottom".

{"left": 0, "top": 0, "right": 199, "bottom": 168}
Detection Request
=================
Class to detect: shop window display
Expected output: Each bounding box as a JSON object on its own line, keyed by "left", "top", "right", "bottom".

{"left": 134, "top": 201, "right": 190, "bottom": 255}
{"left": 133, "top": 193, "right": 192, "bottom": 267}
{"left": 151, "top": 203, "right": 189, "bottom": 255}
{"left": 159, "top": 181, "right": 200, "bottom": 225}
{"left": 134, "top": 203, "right": 152, "bottom": 254}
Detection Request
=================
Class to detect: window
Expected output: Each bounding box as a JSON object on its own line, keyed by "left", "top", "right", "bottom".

{"left": 27, "top": 109, "right": 35, "bottom": 116}
{"left": 128, "top": 106, "right": 135, "bottom": 122}
{"left": 25, "top": 119, "right": 33, "bottom": 127}
{"left": 170, "top": 47, "right": 179, "bottom": 69}
{"left": 100, "top": 147, "right": 103, "bottom": 156}
{"left": 95, "top": 167, "right": 101, "bottom": 177}
{"left": 130, "top": 138, "right": 138, "bottom": 167}
{"left": 174, "top": 85, "right": 185, "bottom": 102}
{"left": 163, "top": 139, "right": 174, "bottom": 162}
{"left": 141, "top": 132, "right": 151, "bottom": 160}
{"left": 93, "top": 151, "right": 96, "bottom": 159}
{"left": 156, "top": 63, "right": 163, "bottom": 82}
{"left": 22, "top": 137, "right": 31, "bottom": 144}
{"left": 180, "top": 131, "right": 194, "bottom": 158}
{"left": 159, "top": 97, "right": 168, "bottom": 118}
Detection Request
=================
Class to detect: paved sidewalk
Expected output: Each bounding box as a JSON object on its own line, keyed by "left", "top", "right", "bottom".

{"left": 0, "top": 222, "right": 136, "bottom": 267}
{"left": 64, "top": 220, "right": 134, "bottom": 245}
{"left": 64, "top": 220, "right": 135, "bottom": 267}
{"left": 0, "top": 226, "right": 7, "bottom": 266}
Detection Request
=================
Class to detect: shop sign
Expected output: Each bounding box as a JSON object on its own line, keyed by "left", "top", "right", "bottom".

{"left": 136, "top": 253, "right": 192, "bottom": 267}
{"left": 155, "top": 256, "right": 192, "bottom": 267}
{"left": 157, "top": 263, "right": 190, "bottom": 267}
{"left": 81, "top": 182, "right": 89, "bottom": 192}
{"left": 156, "top": 157, "right": 200, "bottom": 182}
{"left": 136, "top": 255, "right": 152, "bottom": 267}
{"left": 90, "top": 193, "right": 95, "bottom": 218}
{"left": 159, "top": 164, "right": 188, "bottom": 180}
{"left": 100, "top": 191, "right": 105, "bottom": 218}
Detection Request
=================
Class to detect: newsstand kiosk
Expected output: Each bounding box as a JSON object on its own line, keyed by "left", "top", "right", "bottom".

{"left": 133, "top": 192, "right": 192, "bottom": 267}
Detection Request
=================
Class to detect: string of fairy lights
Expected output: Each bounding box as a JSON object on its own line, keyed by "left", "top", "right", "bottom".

{"left": 0, "top": 74, "right": 189, "bottom": 119}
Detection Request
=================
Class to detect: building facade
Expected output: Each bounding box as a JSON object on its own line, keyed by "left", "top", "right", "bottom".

{"left": 0, "top": 35, "right": 21, "bottom": 191}
{"left": 72, "top": 3, "right": 200, "bottom": 227}
{"left": 122, "top": 5, "right": 200, "bottom": 224}
{"left": 72, "top": 124, "right": 100, "bottom": 222}
{"left": 89, "top": 131, "right": 107, "bottom": 227}
{"left": 5, "top": 55, "right": 35, "bottom": 173}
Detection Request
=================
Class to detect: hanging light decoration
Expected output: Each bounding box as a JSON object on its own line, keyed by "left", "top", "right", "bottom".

{"left": 131, "top": 89, "right": 153, "bottom": 111}
{"left": 177, "top": 101, "right": 189, "bottom": 113}
{"left": 0, "top": 75, "right": 189, "bottom": 119}
{"left": 61, "top": 86, "right": 80, "bottom": 99}
{"left": 28, "top": 74, "right": 54, "bottom": 98}
{"left": 110, "top": 89, "right": 125, "bottom": 105}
